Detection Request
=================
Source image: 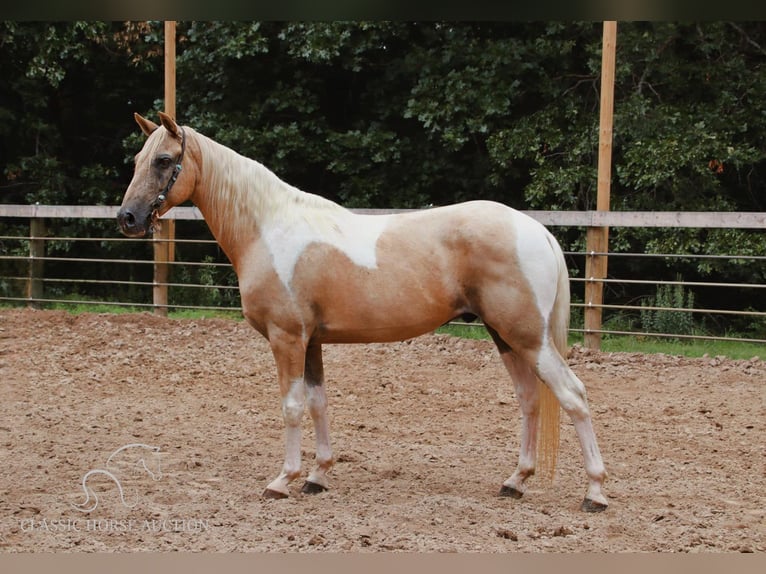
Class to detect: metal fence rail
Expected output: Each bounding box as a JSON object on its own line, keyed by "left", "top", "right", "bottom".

{"left": 1, "top": 205, "right": 764, "bottom": 347}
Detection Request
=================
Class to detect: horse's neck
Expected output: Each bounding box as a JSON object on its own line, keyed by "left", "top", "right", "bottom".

{"left": 190, "top": 131, "right": 343, "bottom": 267}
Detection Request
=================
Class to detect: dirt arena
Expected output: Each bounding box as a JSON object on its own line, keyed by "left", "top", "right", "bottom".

{"left": 0, "top": 308, "right": 763, "bottom": 553}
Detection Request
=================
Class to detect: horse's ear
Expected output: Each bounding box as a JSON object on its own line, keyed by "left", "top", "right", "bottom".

{"left": 134, "top": 113, "right": 159, "bottom": 137}
{"left": 158, "top": 111, "right": 181, "bottom": 139}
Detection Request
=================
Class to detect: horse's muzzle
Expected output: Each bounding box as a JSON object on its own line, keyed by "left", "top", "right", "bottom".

{"left": 117, "top": 206, "right": 152, "bottom": 237}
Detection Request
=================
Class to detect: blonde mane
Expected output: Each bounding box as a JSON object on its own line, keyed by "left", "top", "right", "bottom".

{"left": 188, "top": 128, "right": 347, "bottom": 245}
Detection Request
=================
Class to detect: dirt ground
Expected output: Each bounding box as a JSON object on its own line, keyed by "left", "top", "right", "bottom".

{"left": 0, "top": 308, "right": 763, "bottom": 553}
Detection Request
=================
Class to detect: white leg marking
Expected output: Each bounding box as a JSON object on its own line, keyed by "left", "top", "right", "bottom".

{"left": 500, "top": 353, "right": 539, "bottom": 494}
{"left": 306, "top": 383, "right": 333, "bottom": 488}
{"left": 534, "top": 341, "right": 608, "bottom": 506}
{"left": 265, "top": 378, "right": 305, "bottom": 496}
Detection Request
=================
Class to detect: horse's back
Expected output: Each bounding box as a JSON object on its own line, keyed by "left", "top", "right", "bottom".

{"left": 388, "top": 200, "right": 550, "bottom": 242}
{"left": 382, "top": 200, "right": 559, "bottom": 277}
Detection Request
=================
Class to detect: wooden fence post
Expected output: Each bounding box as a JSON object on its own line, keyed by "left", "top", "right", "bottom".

{"left": 153, "top": 233, "right": 171, "bottom": 315}
{"left": 584, "top": 21, "right": 617, "bottom": 350}
{"left": 153, "top": 20, "right": 177, "bottom": 316}
{"left": 584, "top": 228, "right": 609, "bottom": 348}
{"left": 28, "top": 218, "right": 46, "bottom": 308}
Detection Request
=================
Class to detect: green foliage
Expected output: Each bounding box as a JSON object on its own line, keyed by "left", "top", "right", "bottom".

{"left": 5, "top": 21, "right": 765, "bottom": 215}
{"left": 1, "top": 21, "right": 162, "bottom": 207}
{"left": 170, "top": 255, "right": 240, "bottom": 309}
{"left": 640, "top": 279, "right": 696, "bottom": 337}
{"left": 1, "top": 21, "right": 765, "bottom": 323}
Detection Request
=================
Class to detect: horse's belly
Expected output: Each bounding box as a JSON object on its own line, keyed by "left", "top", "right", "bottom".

{"left": 299, "top": 261, "right": 463, "bottom": 344}
{"left": 314, "top": 312, "right": 456, "bottom": 344}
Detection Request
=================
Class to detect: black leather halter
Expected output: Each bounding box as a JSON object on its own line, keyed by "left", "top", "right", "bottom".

{"left": 152, "top": 126, "right": 186, "bottom": 210}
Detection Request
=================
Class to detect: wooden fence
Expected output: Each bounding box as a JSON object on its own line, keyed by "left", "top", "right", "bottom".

{"left": 1, "top": 204, "right": 765, "bottom": 349}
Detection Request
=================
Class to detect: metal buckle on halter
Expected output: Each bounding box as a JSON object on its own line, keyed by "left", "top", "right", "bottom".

{"left": 153, "top": 164, "right": 182, "bottom": 208}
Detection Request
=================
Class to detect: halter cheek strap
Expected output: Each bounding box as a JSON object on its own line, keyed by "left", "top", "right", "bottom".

{"left": 152, "top": 126, "right": 186, "bottom": 210}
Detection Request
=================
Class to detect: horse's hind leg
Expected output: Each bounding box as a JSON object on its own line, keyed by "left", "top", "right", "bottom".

{"left": 488, "top": 328, "right": 539, "bottom": 499}
{"left": 532, "top": 340, "right": 608, "bottom": 511}
{"left": 302, "top": 343, "right": 334, "bottom": 494}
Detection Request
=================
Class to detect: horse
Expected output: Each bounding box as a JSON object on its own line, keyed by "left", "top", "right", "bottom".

{"left": 117, "top": 112, "right": 608, "bottom": 512}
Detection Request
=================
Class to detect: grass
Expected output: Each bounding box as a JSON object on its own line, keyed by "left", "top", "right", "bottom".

{"left": 597, "top": 334, "right": 763, "bottom": 360}
{"left": 433, "top": 323, "right": 490, "bottom": 341}
{"left": 435, "top": 323, "right": 763, "bottom": 360}
{"left": 166, "top": 308, "right": 243, "bottom": 321}
{"left": 9, "top": 299, "right": 243, "bottom": 321}
{"left": 48, "top": 301, "right": 146, "bottom": 315}
{"left": 40, "top": 293, "right": 241, "bottom": 320}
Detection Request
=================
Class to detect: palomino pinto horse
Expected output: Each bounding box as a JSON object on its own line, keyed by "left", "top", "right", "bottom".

{"left": 118, "top": 113, "right": 608, "bottom": 511}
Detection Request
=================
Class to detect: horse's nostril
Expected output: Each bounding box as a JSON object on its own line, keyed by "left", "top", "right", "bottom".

{"left": 117, "top": 209, "right": 136, "bottom": 229}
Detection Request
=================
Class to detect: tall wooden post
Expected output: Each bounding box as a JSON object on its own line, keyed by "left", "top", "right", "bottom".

{"left": 28, "top": 217, "right": 46, "bottom": 308}
{"left": 153, "top": 20, "right": 177, "bottom": 316}
{"left": 584, "top": 21, "right": 617, "bottom": 349}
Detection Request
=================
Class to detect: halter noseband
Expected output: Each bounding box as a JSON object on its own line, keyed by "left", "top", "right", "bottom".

{"left": 152, "top": 126, "right": 186, "bottom": 210}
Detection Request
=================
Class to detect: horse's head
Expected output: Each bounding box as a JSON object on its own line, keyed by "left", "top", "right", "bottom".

{"left": 117, "top": 112, "right": 195, "bottom": 237}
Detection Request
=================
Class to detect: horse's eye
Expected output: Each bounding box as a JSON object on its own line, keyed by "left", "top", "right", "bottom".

{"left": 156, "top": 156, "right": 173, "bottom": 169}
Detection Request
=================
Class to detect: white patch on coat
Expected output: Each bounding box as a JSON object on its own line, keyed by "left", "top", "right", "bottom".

{"left": 261, "top": 211, "right": 391, "bottom": 289}
{"left": 511, "top": 210, "right": 558, "bottom": 319}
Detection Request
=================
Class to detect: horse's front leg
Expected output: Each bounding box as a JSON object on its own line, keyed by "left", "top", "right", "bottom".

{"left": 263, "top": 332, "right": 308, "bottom": 499}
{"left": 301, "top": 343, "right": 334, "bottom": 494}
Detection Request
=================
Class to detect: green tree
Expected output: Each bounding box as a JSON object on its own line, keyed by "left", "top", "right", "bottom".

{"left": 1, "top": 22, "right": 764, "bottom": 325}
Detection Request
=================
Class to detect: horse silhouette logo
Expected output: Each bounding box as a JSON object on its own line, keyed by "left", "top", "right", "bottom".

{"left": 71, "top": 443, "right": 162, "bottom": 513}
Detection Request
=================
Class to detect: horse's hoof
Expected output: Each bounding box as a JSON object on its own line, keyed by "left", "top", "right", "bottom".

{"left": 580, "top": 497, "right": 608, "bottom": 512}
{"left": 262, "top": 488, "right": 289, "bottom": 500}
{"left": 301, "top": 481, "right": 328, "bottom": 495}
{"left": 498, "top": 485, "right": 524, "bottom": 499}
